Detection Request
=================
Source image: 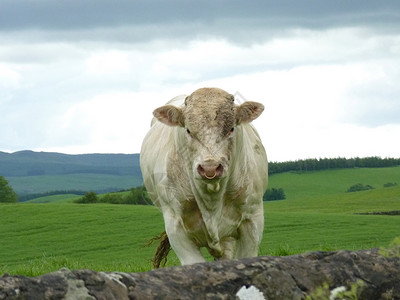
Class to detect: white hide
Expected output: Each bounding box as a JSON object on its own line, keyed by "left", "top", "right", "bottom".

{"left": 140, "top": 91, "right": 268, "bottom": 265}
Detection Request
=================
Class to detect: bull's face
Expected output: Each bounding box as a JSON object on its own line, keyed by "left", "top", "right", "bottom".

{"left": 153, "top": 88, "right": 264, "bottom": 185}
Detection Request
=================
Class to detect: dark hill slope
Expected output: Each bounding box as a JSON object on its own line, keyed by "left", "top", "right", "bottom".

{"left": 0, "top": 151, "right": 141, "bottom": 177}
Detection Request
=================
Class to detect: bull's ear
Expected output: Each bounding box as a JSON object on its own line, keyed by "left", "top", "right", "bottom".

{"left": 236, "top": 101, "right": 264, "bottom": 124}
{"left": 153, "top": 105, "right": 184, "bottom": 127}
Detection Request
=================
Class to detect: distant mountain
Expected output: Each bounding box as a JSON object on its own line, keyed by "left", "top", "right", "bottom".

{"left": 0, "top": 150, "right": 141, "bottom": 177}
{"left": 0, "top": 151, "right": 143, "bottom": 197}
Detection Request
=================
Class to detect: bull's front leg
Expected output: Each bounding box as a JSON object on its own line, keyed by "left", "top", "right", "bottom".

{"left": 219, "top": 236, "right": 236, "bottom": 259}
{"left": 163, "top": 208, "right": 206, "bottom": 265}
{"left": 235, "top": 212, "right": 264, "bottom": 258}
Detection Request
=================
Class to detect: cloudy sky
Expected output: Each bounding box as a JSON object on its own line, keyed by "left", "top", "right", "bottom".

{"left": 1, "top": 1, "right": 400, "bottom": 162}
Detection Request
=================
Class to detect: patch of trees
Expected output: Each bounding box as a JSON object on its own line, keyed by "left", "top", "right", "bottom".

{"left": 346, "top": 183, "right": 375, "bottom": 193}
{"left": 384, "top": 182, "right": 398, "bottom": 188}
{"left": 268, "top": 157, "right": 400, "bottom": 175}
{"left": 74, "top": 186, "right": 152, "bottom": 205}
{"left": 0, "top": 176, "right": 17, "bottom": 203}
{"left": 76, "top": 191, "right": 99, "bottom": 203}
{"left": 263, "top": 188, "right": 286, "bottom": 201}
{"left": 346, "top": 182, "right": 398, "bottom": 193}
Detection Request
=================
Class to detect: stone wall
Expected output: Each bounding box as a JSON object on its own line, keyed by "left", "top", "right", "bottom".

{"left": 1, "top": 248, "right": 399, "bottom": 299}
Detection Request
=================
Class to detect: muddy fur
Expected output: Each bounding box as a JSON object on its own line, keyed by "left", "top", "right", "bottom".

{"left": 184, "top": 88, "right": 236, "bottom": 136}
{"left": 146, "top": 231, "right": 171, "bottom": 269}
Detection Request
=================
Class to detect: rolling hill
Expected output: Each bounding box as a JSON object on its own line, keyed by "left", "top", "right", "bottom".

{"left": 0, "top": 150, "right": 141, "bottom": 177}
{"left": 0, "top": 151, "right": 142, "bottom": 196}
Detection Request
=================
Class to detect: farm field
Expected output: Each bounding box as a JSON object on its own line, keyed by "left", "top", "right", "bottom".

{"left": 262, "top": 186, "right": 400, "bottom": 255}
{"left": 0, "top": 204, "right": 165, "bottom": 276}
{"left": 1, "top": 167, "right": 399, "bottom": 276}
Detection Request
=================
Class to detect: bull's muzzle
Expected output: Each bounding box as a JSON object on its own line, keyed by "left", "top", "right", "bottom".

{"left": 197, "top": 162, "right": 224, "bottom": 180}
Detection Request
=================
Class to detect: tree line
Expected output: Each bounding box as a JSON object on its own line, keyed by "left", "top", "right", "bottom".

{"left": 74, "top": 186, "right": 152, "bottom": 205}
{"left": 268, "top": 156, "right": 400, "bottom": 175}
{"left": 0, "top": 176, "right": 17, "bottom": 203}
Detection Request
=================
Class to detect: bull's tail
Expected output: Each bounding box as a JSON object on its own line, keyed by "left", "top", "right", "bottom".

{"left": 146, "top": 231, "right": 171, "bottom": 269}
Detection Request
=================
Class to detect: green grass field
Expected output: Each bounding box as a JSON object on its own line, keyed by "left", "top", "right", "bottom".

{"left": 262, "top": 187, "right": 400, "bottom": 255}
{"left": 0, "top": 204, "right": 165, "bottom": 276}
{"left": 1, "top": 167, "right": 399, "bottom": 276}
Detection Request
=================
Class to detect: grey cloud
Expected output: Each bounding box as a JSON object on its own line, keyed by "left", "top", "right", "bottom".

{"left": 1, "top": 0, "right": 400, "bottom": 155}
{"left": 1, "top": 1, "right": 400, "bottom": 41}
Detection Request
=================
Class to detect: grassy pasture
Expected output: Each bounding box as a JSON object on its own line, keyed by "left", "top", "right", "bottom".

{"left": 262, "top": 167, "right": 400, "bottom": 254}
{"left": 267, "top": 166, "right": 400, "bottom": 201}
{"left": 263, "top": 200, "right": 400, "bottom": 256}
{"left": 1, "top": 167, "right": 399, "bottom": 276}
{"left": 0, "top": 204, "right": 165, "bottom": 276}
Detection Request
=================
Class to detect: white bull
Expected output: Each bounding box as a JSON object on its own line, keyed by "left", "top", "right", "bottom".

{"left": 140, "top": 87, "right": 268, "bottom": 265}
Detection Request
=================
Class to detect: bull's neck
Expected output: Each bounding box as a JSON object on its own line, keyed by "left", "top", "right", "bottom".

{"left": 194, "top": 178, "right": 227, "bottom": 210}
{"left": 192, "top": 178, "right": 227, "bottom": 256}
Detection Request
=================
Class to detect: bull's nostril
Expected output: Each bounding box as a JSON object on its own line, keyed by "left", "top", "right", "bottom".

{"left": 216, "top": 164, "right": 223, "bottom": 175}
{"left": 197, "top": 164, "right": 223, "bottom": 180}
{"left": 197, "top": 165, "right": 205, "bottom": 176}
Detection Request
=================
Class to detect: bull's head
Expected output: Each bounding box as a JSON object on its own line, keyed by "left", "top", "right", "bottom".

{"left": 153, "top": 88, "right": 264, "bottom": 186}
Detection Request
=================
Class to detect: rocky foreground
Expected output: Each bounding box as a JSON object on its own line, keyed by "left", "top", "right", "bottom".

{"left": 1, "top": 248, "right": 399, "bottom": 299}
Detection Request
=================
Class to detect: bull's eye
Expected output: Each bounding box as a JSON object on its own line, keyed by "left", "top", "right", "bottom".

{"left": 228, "top": 127, "right": 235, "bottom": 136}
{"left": 186, "top": 129, "right": 191, "bottom": 135}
